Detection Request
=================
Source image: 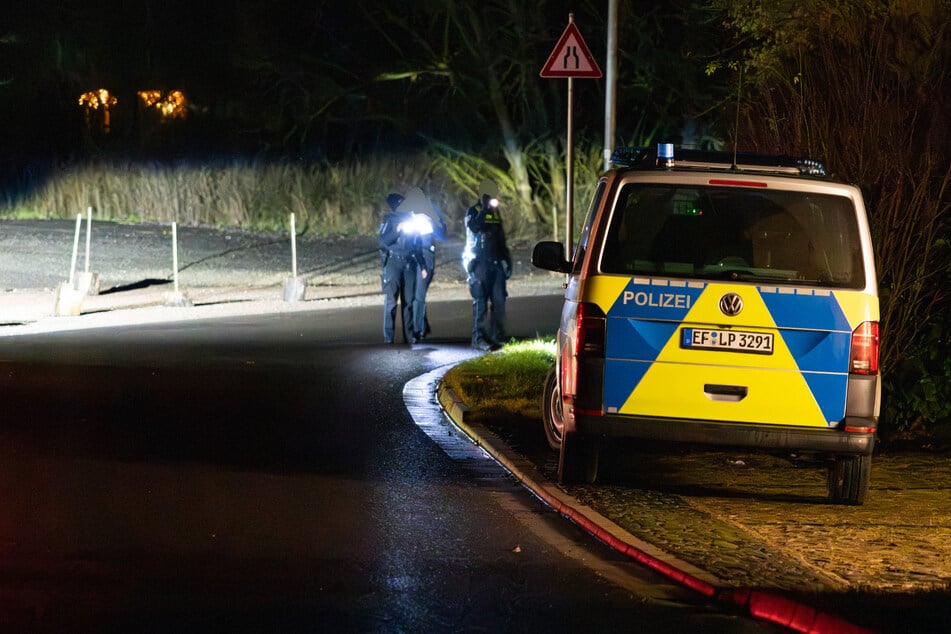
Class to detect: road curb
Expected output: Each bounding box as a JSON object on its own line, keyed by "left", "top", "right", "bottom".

{"left": 435, "top": 380, "right": 875, "bottom": 634}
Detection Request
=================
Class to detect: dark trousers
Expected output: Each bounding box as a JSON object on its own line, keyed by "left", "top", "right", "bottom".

{"left": 468, "top": 260, "right": 507, "bottom": 345}
{"left": 382, "top": 256, "right": 416, "bottom": 343}
{"left": 412, "top": 270, "right": 432, "bottom": 338}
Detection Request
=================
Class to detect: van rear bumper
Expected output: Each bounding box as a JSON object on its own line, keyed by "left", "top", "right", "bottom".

{"left": 577, "top": 414, "right": 876, "bottom": 456}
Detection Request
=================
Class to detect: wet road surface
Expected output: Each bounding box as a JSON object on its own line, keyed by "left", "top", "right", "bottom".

{"left": 0, "top": 298, "right": 774, "bottom": 632}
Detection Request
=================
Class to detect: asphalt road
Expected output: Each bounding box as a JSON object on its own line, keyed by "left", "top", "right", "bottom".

{"left": 0, "top": 297, "right": 777, "bottom": 632}
{"left": 4, "top": 218, "right": 949, "bottom": 633}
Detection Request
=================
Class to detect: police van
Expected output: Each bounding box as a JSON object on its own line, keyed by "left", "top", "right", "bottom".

{"left": 532, "top": 145, "right": 880, "bottom": 505}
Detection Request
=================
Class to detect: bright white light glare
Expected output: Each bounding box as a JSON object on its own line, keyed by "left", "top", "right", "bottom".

{"left": 461, "top": 246, "right": 474, "bottom": 271}
{"left": 398, "top": 213, "right": 434, "bottom": 236}
{"left": 488, "top": 198, "right": 499, "bottom": 208}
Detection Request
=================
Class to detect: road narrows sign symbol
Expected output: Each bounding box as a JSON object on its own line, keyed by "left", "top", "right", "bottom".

{"left": 540, "top": 22, "right": 602, "bottom": 78}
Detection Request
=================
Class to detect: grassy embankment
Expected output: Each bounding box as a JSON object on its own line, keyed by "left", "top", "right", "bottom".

{"left": 441, "top": 339, "right": 555, "bottom": 425}
{"left": 0, "top": 151, "right": 574, "bottom": 245}
{"left": 2, "top": 154, "right": 457, "bottom": 236}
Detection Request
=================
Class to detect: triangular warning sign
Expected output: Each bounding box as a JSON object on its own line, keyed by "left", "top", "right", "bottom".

{"left": 540, "top": 22, "right": 602, "bottom": 78}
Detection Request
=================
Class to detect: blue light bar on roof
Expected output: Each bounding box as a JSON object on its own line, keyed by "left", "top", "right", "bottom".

{"left": 610, "top": 144, "right": 827, "bottom": 177}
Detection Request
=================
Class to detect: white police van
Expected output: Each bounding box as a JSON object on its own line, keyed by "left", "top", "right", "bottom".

{"left": 533, "top": 145, "right": 880, "bottom": 504}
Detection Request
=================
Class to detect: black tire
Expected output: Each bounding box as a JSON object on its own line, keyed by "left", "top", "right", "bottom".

{"left": 542, "top": 365, "right": 564, "bottom": 451}
{"left": 828, "top": 454, "right": 872, "bottom": 505}
{"left": 558, "top": 432, "right": 600, "bottom": 485}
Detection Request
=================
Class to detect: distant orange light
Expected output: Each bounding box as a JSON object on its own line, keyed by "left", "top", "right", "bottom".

{"left": 78, "top": 88, "right": 117, "bottom": 110}
{"left": 137, "top": 90, "right": 162, "bottom": 108}
{"left": 138, "top": 89, "right": 188, "bottom": 121}
{"left": 78, "top": 88, "right": 118, "bottom": 133}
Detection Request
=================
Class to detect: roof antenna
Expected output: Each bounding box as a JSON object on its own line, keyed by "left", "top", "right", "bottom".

{"left": 731, "top": 63, "right": 743, "bottom": 170}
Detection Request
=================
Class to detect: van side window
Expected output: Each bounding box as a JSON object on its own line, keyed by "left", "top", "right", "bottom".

{"left": 572, "top": 181, "right": 605, "bottom": 275}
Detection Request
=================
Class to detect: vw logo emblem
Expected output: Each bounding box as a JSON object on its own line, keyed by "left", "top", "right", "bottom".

{"left": 719, "top": 292, "right": 744, "bottom": 316}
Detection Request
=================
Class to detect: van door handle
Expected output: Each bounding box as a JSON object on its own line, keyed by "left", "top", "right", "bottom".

{"left": 704, "top": 384, "right": 748, "bottom": 402}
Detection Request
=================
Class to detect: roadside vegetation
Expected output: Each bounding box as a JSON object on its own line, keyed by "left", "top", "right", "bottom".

{"left": 3, "top": 154, "right": 447, "bottom": 236}
{"left": 1, "top": 0, "right": 946, "bottom": 436}
{"left": 441, "top": 339, "right": 555, "bottom": 425}
{"left": 711, "top": 0, "right": 950, "bottom": 440}
{"left": 0, "top": 149, "right": 602, "bottom": 246}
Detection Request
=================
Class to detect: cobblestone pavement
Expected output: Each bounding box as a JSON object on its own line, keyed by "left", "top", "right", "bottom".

{"left": 572, "top": 450, "right": 951, "bottom": 594}
{"left": 469, "top": 410, "right": 951, "bottom": 633}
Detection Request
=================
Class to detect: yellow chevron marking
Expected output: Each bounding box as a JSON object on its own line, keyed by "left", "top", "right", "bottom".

{"left": 833, "top": 291, "right": 880, "bottom": 329}
{"left": 622, "top": 363, "right": 830, "bottom": 427}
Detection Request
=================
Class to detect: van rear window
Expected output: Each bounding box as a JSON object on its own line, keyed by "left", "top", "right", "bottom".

{"left": 600, "top": 184, "right": 866, "bottom": 288}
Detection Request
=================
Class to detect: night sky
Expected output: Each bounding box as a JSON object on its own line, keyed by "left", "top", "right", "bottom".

{"left": 2, "top": 1, "right": 432, "bottom": 159}
{"left": 2, "top": 2, "right": 723, "bottom": 163}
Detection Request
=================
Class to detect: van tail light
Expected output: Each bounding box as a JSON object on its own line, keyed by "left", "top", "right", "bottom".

{"left": 849, "top": 321, "right": 879, "bottom": 375}
{"left": 574, "top": 303, "right": 605, "bottom": 359}
{"left": 572, "top": 303, "right": 605, "bottom": 416}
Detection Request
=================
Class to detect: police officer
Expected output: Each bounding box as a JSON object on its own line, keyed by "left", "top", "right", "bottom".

{"left": 403, "top": 187, "right": 446, "bottom": 342}
{"left": 379, "top": 192, "right": 417, "bottom": 344}
{"left": 463, "top": 179, "right": 511, "bottom": 350}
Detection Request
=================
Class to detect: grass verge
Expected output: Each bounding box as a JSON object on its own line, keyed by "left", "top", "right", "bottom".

{"left": 442, "top": 338, "right": 554, "bottom": 423}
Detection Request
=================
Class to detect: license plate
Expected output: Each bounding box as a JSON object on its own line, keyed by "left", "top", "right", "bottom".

{"left": 682, "top": 328, "right": 774, "bottom": 354}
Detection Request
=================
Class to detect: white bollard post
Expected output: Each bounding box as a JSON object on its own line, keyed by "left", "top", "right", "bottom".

{"left": 54, "top": 214, "right": 86, "bottom": 316}
{"left": 75, "top": 207, "right": 100, "bottom": 295}
{"left": 164, "top": 220, "right": 192, "bottom": 307}
{"left": 69, "top": 213, "right": 81, "bottom": 288}
{"left": 172, "top": 221, "right": 179, "bottom": 294}
{"left": 291, "top": 212, "right": 298, "bottom": 278}
{"left": 283, "top": 212, "right": 306, "bottom": 302}
{"left": 84, "top": 207, "right": 92, "bottom": 273}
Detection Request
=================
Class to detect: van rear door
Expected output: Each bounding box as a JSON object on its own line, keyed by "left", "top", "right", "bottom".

{"left": 592, "top": 178, "right": 873, "bottom": 429}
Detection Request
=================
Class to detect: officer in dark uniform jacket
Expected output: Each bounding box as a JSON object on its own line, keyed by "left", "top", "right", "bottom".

{"left": 463, "top": 180, "right": 511, "bottom": 350}
{"left": 404, "top": 187, "right": 446, "bottom": 342}
{"left": 379, "top": 193, "right": 417, "bottom": 344}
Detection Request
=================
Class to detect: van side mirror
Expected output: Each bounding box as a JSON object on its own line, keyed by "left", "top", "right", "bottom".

{"left": 532, "top": 241, "right": 572, "bottom": 274}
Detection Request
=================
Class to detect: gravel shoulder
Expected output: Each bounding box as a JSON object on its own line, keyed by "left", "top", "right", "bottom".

{"left": 0, "top": 218, "right": 560, "bottom": 330}
{"left": 0, "top": 218, "right": 550, "bottom": 292}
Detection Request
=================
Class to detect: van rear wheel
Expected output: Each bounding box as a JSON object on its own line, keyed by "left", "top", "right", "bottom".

{"left": 542, "top": 366, "right": 564, "bottom": 451}
{"left": 828, "top": 454, "right": 871, "bottom": 505}
{"left": 558, "top": 432, "right": 600, "bottom": 484}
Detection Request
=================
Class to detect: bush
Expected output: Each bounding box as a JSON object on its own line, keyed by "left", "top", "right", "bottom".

{"left": 883, "top": 324, "right": 951, "bottom": 434}
{"left": 717, "top": 0, "right": 951, "bottom": 433}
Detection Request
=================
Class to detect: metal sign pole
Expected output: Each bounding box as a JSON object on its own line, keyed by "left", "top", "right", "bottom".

{"left": 566, "top": 75, "right": 574, "bottom": 258}
{"left": 539, "top": 14, "right": 601, "bottom": 261}
{"left": 604, "top": 0, "right": 618, "bottom": 172}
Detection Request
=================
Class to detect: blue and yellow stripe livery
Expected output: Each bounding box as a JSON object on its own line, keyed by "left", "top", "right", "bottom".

{"left": 582, "top": 275, "right": 878, "bottom": 428}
